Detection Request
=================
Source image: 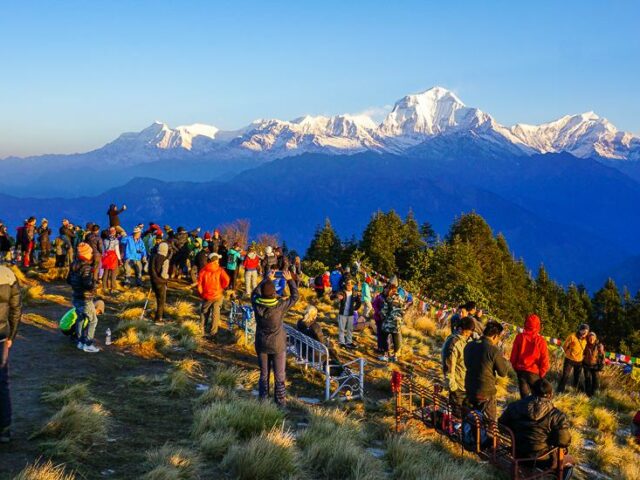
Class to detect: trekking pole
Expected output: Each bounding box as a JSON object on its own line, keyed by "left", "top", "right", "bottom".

{"left": 140, "top": 286, "right": 152, "bottom": 320}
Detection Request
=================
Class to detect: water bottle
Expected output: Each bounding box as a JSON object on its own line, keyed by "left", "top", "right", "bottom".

{"left": 105, "top": 328, "right": 112, "bottom": 346}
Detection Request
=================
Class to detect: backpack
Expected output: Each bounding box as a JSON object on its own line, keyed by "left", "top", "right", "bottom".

{"left": 462, "top": 411, "right": 489, "bottom": 452}
{"left": 59, "top": 308, "right": 88, "bottom": 336}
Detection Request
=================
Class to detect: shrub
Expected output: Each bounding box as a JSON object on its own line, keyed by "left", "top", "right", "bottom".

{"left": 221, "top": 428, "right": 299, "bottom": 480}
{"left": 192, "top": 398, "right": 284, "bottom": 439}
{"left": 143, "top": 444, "right": 200, "bottom": 480}
{"left": 13, "top": 460, "right": 76, "bottom": 480}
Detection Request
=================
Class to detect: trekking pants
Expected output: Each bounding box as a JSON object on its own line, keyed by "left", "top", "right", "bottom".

{"left": 583, "top": 366, "right": 600, "bottom": 397}
{"left": 245, "top": 270, "right": 258, "bottom": 296}
{"left": 125, "top": 260, "right": 143, "bottom": 286}
{"left": 227, "top": 268, "right": 237, "bottom": 290}
{"left": 449, "top": 389, "right": 466, "bottom": 418}
{"left": 73, "top": 298, "right": 98, "bottom": 345}
{"left": 152, "top": 282, "right": 167, "bottom": 322}
{"left": 467, "top": 394, "right": 497, "bottom": 422}
{"left": 557, "top": 358, "right": 582, "bottom": 393}
{"left": 384, "top": 330, "right": 402, "bottom": 355}
{"left": 257, "top": 351, "right": 286, "bottom": 405}
{"left": 0, "top": 343, "right": 10, "bottom": 429}
{"left": 338, "top": 314, "right": 354, "bottom": 344}
{"left": 516, "top": 370, "right": 541, "bottom": 399}
{"left": 200, "top": 298, "right": 223, "bottom": 335}
{"left": 102, "top": 268, "right": 117, "bottom": 291}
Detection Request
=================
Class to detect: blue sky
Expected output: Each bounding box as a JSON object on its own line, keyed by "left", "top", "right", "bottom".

{"left": 1, "top": 0, "right": 638, "bottom": 157}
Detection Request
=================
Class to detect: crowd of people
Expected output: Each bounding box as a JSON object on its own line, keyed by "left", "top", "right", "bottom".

{"left": 0, "top": 209, "right": 637, "bottom": 472}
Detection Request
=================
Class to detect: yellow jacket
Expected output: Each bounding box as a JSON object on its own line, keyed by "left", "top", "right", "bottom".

{"left": 563, "top": 333, "right": 587, "bottom": 362}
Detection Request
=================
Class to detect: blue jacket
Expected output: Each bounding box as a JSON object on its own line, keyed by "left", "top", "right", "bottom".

{"left": 330, "top": 270, "right": 343, "bottom": 292}
{"left": 122, "top": 236, "right": 147, "bottom": 261}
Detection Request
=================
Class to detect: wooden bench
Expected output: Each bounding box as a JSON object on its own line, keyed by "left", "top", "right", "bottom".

{"left": 392, "top": 371, "right": 569, "bottom": 480}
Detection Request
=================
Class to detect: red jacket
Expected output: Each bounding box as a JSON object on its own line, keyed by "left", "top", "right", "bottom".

{"left": 243, "top": 253, "right": 261, "bottom": 271}
{"left": 197, "top": 262, "right": 230, "bottom": 301}
{"left": 510, "top": 314, "right": 550, "bottom": 378}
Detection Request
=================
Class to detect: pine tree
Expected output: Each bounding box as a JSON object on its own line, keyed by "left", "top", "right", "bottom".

{"left": 304, "top": 218, "right": 342, "bottom": 267}
{"left": 396, "top": 211, "right": 426, "bottom": 277}
{"left": 591, "top": 278, "right": 624, "bottom": 349}
{"left": 360, "top": 210, "right": 404, "bottom": 276}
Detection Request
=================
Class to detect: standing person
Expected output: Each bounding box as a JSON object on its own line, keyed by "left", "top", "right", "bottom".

{"left": 252, "top": 270, "right": 299, "bottom": 406}
{"left": 149, "top": 242, "right": 170, "bottom": 323}
{"left": 329, "top": 265, "right": 343, "bottom": 293}
{"left": 372, "top": 285, "right": 389, "bottom": 354}
{"left": 18, "top": 217, "right": 37, "bottom": 268}
{"left": 380, "top": 279, "right": 407, "bottom": 362}
{"left": 0, "top": 225, "right": 11, "bottom": 264}
{"left": 121, "top": 227, "right": 147, "bottom": 287}
{"left": 66, "top": 243, "right": 100, "bottom": 353}
{"left": 463, "top": 321, "right": 510, "bottom": 421}
{"left": 59, "top": 219, "right": 75, "bottom": 265}
{"left": 102, "top": 227, "right": 121, "bottom": 292}
{"left": 0, "top": 263, "right": 21, "bottom": 443}
{"left": 171, "top": 227, "right": 190, "bottom": 280}
{"left": 442, "top": 316, "right": 475, "bottom": 415}
{"left": 450, "top": 304, "right": 468, "bottom": 334}
{"left": 510, "top": 314, "right": 550, "bottom": 399}
{"left": 37, "top": 219, "right": 52, "bottom": 268}
{"left": 582, "top": 332, "right": 605, "bottom": 397}
{"left": 217, "top": 239, "right": 229, "bottom": 270}
{"left": 85, "top": 224, "right": 104, "bottom": 283}
{"left": 334, "top": 279, "right": 362, "bottom": 349}
{"left": 243, "top": 245, "right": 260, "bottom": 297}
{"left": 290, "top": 256, "right": 303, "bottom": 286}
{"left": 361, "top": 276, "right": 373, "bottom": 319}
{"left": 209, "top": 229, "right": 221, "bottom": 255}
{"left": 557, "top": 324, "right": 589, "bottom": 393}
{"left": 197, "top": 253, "right": 230, "bottom": 337}
{"left": 107, "top": 204, "right": 127, "bottom": 235}
{"left": 226, "top": 242, "right": 242, "bottom": 290}
{"left": 261, "top": 246, "right": 277, "bottom": 274}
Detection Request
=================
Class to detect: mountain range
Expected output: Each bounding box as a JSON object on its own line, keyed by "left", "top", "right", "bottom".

{"left": 1, "top": 87, "right": 639, "bottom": 198}
{"left": 1, "top": 86, "right": 639, "bottom": 292}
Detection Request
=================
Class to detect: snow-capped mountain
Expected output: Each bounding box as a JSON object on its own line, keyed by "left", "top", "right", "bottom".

{"left": 82, "top": 86, "right": 637, "bottom": 163}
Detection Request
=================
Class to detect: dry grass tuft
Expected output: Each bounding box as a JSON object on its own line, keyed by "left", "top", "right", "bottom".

{"left": 13, "top": 460, "right": 76, "bottom": 480}
{"left": 165, "top": 300, "right": 198, "bottom": 319}
{"left": 196, "top": 385, "right": 237, "bottom": 405}
{"left": 221, "top": 427, "right": 299, "bottom": 480}
{"left": 143, "top": 444, "right": 200, "bottom": 480}
{"left": 192, "top": 397, "right": 285, "bottom": 440}
{"left": 199, "top": 429, "right": 238, "bottom": 460}
{"left": 118, "top": 289, "right": 149, "bottom": 306}
{"left": 24, "top": 284, "right": 46, "bottom": 303}
{"left": 33, "top": 401, "right": 110, "bottom": 458}
{"left": 42, "top": 384, "right": 90, "bottom": 406}
{"left": 589, "top": 406, "right": 618, "bottom": 434}
{"left": 119, "top": 307, "right": 146, "bottom": 321}
{"left": 23, "top": 313, "right": 57, "bottom": 329}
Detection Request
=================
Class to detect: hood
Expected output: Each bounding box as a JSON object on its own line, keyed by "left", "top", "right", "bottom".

{"left": 202, "top": 262, "right": 221, "bottom": 273}
{"left": 524, "top": 314, "right": 541, "bottom": 336}
{"left": 157, "top": 242, "right": 169, "bottom": 256}
{"left": 522, "top": 396, "right": 554, "bottom": 421}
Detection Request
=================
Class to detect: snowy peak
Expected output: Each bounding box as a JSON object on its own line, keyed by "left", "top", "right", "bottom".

{"left": 511, "top": 112, "right": 639, "bottom": 160}
{"left": 88, "top": 86, "right": 640, "bottom": 164}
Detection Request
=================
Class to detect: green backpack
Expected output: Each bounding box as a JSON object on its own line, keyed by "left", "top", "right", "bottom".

{"left": 59, "top": 308, "right": 87, "bottom": 336}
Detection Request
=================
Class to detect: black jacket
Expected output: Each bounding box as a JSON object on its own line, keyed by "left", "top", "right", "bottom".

{"left": 195, "top": 250, "right": 209, "bottom": 271}
{"left": 252, "top": 279, "right": 299, "bottom": 354}
{"left": 38, "top": 226, "right": 52, "bottom": 250}
{"left": 333, "top": 290, "right": 362, "bottom": 316}
{"left": 0, "top": 266, "right": 21, "bottom": 341}
{"left": 171, "top": 232, "right": 190, "bottom": 262}
{"left": 86, "top": 232, "right": 104, "bottom": 256}
{"left": 464, "top": 337, "right": 510, "bottom": 398}
{"left": 67, "top": 260, "right": 95, "bottom": 301}
{"left": 107, "top": 205, "right": 125, "bottom": 227}
{"left": 499, "top": 395, "right": 571, "bottom": 458}
{"left": 150, "top": 253, "right": 169, "bottom": 286}
{"left": 297, "top": 319, "right": 325, "bottom": 344}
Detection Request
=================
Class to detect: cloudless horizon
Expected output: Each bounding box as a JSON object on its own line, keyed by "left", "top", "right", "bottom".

{"left": 1, "top": 0, "right": 639, "bottom": 157}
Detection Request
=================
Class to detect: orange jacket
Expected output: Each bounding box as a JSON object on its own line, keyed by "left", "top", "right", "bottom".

{"left": 197, "top": 262, "right": 230, "bottom": 301}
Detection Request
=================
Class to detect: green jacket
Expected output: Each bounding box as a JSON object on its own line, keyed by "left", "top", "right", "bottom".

{"left": 442, "top": 333, "right": 469, "bottom": 392}
{"left": 381, "top": 293, "right": 405, "bottom": 333}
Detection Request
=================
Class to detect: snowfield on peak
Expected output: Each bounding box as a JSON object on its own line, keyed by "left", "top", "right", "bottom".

{"left": 5, "top": 86, "right": 640, "bottom": 168}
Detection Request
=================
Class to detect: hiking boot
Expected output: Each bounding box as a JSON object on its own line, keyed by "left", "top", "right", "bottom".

{"left": 378, "top": 355, "right": 389, "bottom": 362}
{"left": 0, "top": 427, "right": 11, "bottom": 443}
{"left": 83, "top": 344, "right": 101, "bottom": 353}
{"left": 76, "top": 341, "right": 85, "bottom": 350}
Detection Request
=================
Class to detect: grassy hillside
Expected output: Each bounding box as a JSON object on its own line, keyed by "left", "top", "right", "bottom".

{"left": 0, "top": 264, "right": 638, "bottom": 479}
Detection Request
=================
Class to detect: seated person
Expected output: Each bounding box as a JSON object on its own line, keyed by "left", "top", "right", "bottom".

{"left": 297, "top": 305, "right": 325, "bottom": 344}
{"left": 499, "top": 379, "right": 573, "bottom": 477}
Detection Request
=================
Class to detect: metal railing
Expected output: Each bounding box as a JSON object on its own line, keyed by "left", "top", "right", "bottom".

{"left": 283, "top": 324, "right": 365, "bottom": 401}
{"left": 229, "top": 301, "right": 255, "bottom": 342}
